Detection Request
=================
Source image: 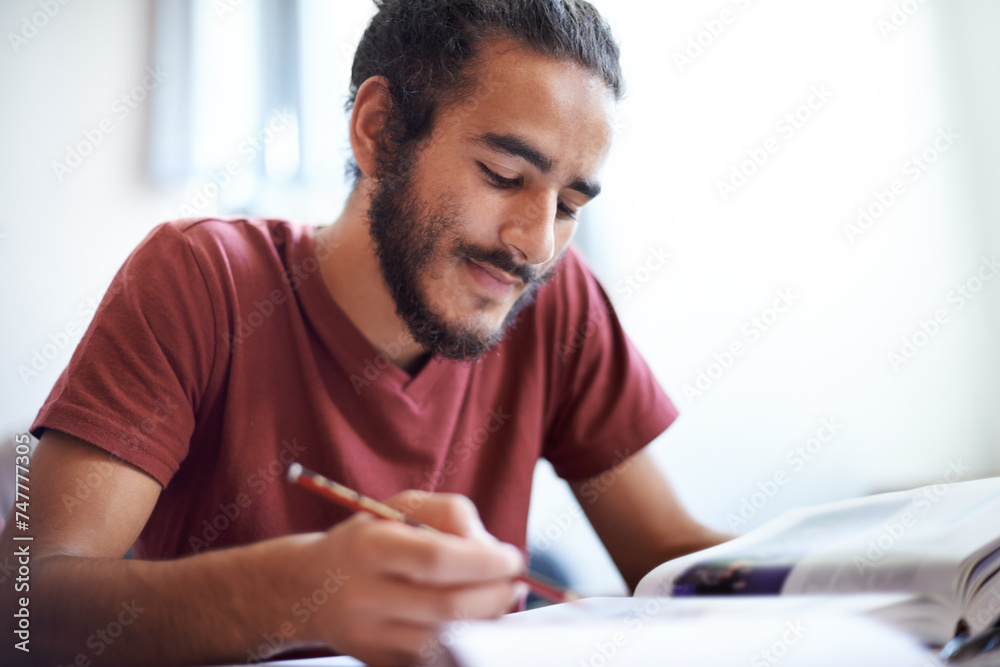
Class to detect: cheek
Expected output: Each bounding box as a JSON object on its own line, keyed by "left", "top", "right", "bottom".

{"left": 552, "top": 220, "right": 578, "bottom": 255}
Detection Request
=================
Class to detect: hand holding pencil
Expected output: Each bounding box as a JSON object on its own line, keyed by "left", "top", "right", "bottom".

{"left": 288, "top": 463, "right": 581, "bottom": 605}
{"left": 282, "top": 463, "right": 577, "bottom": 665}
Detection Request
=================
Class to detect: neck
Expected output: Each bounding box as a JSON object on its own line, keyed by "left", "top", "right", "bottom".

{"left": 317, "top": 182, "right": 429, "bottom": 371}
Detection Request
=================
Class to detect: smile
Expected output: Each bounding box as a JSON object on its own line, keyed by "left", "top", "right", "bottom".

{"left": 464, "top": 258, "right": 521, "bottom": 299}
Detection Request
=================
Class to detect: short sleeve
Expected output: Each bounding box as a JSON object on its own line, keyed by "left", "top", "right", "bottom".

{"left": 30, "top": 222, "right": 218, "bottom": 486}
{"left": 542, "top": 249, "right": 678, "bottom": 480}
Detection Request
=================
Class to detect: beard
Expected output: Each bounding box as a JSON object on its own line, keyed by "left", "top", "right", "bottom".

{"left": 366, "top": 152, "right": 554, "bottom": 361}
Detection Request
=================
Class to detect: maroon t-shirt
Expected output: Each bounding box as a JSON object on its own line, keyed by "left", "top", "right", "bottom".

{"left": 31, "top": 218, "right": 677, "bottom": 558}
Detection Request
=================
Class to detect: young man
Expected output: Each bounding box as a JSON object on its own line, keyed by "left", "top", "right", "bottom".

{"left": 2, "top": 1, "right": 727, "bottom": 665}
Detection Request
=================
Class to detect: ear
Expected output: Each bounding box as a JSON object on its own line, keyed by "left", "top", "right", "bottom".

{"left": 349, "top": 76, "right": 394, "bottom": 180}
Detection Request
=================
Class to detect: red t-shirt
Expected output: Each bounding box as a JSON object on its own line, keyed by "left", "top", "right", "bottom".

{"left": 31, "top": 218, "right": 677, "bottom": 558}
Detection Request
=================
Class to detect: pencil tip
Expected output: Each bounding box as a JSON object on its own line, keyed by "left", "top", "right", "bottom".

{"left": 287, "top": 462, "right": 303, "bottom": 483}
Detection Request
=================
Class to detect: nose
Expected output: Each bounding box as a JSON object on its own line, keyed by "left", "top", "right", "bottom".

{"left": 499, "top": 191, "right": 556, "bottom": 266}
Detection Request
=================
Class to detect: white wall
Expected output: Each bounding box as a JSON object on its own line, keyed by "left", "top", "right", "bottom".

{"left": 2, "top": 0, "right": 998, "bottom": 597}
{"left": 0, "top": 0, "right": 182, "bottom": 437}
{"left": 529, "top": 0, "right": 1000, "bottom": 595}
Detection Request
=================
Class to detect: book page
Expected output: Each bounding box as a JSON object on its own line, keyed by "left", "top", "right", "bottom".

{"left": 636, "top": 492, "right": 911, "bottom": 597}
{"left": 436, "top": 597, "right": 931, "bottom": 667}
{"left": 636, "top": 477, "right": 1000, "bottom": 609}
{"left": 785, "top": 479, "right": 1000, "bottom": 598}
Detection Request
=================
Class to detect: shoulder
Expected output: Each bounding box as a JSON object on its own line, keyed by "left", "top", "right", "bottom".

{"left": 530, "top": 244, "right": 612, "bottom": 335}
{"left": 491, "top": 245, "right": 615, "bottom": 372}
{"left": 547, "top": 244, "right": 599, "bottom": 293}
{"left": 131, "top": 217, "right": 307, "bottom": 283}
{"left": 158, "top": 216, "right": 300, "bottom": 259}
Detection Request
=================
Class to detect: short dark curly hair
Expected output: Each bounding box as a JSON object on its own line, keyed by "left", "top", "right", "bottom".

{"left": 345, "top": 0, "right": 623, "bottom": 185}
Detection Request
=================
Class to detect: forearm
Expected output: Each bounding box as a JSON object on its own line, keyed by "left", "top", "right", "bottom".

{"left": 3, "top": 533, "right": 328, "bottom": 667}
{"left": 658, "top": 525, "right": 734, "bottom": 560}
{"left": 621, "top": 525, "right": 734, "bottom": 592}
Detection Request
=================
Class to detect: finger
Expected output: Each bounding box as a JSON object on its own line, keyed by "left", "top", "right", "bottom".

{"left": 355, "top": 518, "right": 524, "bottom": 584}
{"left": 385, "top": 491, "right": 489, "bottom": 539}
{"left": 354, "top": 573, "right": 527, "bottom": 624}
{"left": 382, "top": 618, "right": 464, "bottom": 667}
{"left": 339, "top": 618, "right": 438, "bottom": 667}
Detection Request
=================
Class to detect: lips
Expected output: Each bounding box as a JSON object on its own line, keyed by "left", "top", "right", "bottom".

{"left": 464, "top": 258, "right": 522, "bottom": 300}
{"left": 468, "top": 259, "right": 520, "bottom": 286}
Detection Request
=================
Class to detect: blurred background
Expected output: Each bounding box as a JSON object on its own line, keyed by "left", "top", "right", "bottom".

{"left": 1, "top": 0, "right": 998, "bottom": 596}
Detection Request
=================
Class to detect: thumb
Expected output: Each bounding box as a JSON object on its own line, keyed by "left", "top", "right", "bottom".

{"left": 385, "top": 491, "right": 491, "bottom": 540}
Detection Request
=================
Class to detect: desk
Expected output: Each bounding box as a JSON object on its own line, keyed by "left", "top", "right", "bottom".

{"left": 216, "top": 658, "right": 364, "bottom": 667}
{"left": 438, "top": 597, "right": 936, "bottom": 666}
{"left": 208, "top": 597, "right": 941, "bottom": 666}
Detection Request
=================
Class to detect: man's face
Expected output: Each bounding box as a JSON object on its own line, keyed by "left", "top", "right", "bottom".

{"left": 367, "top": 39, "right": 616, "bottom": 360}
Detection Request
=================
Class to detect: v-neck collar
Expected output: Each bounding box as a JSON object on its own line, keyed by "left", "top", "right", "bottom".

{"left": 291, "top": 223, "right": 459, "bottom": 402}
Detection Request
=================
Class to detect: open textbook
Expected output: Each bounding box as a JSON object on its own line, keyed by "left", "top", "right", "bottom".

{"left": 438, "top": 597, "right": 931, "bottom": 667}
{"left": 634, "top": 475, "right": 1000, "bottom": 645}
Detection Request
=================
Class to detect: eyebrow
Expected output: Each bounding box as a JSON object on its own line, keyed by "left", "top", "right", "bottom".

{"left": 470, "top": 132, "right": 602, "bottom": 199}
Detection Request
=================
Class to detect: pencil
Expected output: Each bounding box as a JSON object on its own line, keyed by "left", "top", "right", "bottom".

{"left": 287, "top": 462, "right": 582, "bottom": 604}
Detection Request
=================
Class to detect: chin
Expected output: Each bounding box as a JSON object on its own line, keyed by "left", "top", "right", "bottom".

{"left": 448, "top": 311, "right": 504, "bottom": 340}
{"left": 409, "top": 279, "right": 534, "bottom": 361}
{"left": 435, "top": 286, "right": 516, "bottom": 324}
{"left": 469, "top": 302, "right": 519, "bottom": 333}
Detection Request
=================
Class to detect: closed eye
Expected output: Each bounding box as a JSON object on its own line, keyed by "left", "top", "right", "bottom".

{"left": 477, "top": 162, "right": 578, "bottom": 220}
{"left": 477, "top": 161, "right": 520, "bottom": 189}
{"left": 558, "top": 202, "right": 578, "bottom": 220}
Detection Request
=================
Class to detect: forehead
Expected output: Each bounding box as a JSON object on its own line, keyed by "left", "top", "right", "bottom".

{"left": 432, "top": 39, "right": 617, "bottom": 176}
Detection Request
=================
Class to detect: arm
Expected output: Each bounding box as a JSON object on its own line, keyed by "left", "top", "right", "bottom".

{"left": 1, "top": 431, "right": 525, "bottom": 666}
{"left": 569, "top": 449, "right": 732, "bottom": 592}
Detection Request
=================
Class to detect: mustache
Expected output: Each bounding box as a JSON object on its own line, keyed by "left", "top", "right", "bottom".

{"left": 455, "top": 242, "right": 541, "bottom": 285}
